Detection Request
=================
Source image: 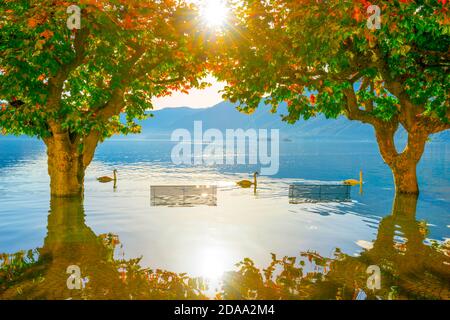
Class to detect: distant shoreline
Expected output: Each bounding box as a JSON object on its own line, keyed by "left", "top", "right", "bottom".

{"left": 1, "top": 135, "right": 449, "bottom": 144}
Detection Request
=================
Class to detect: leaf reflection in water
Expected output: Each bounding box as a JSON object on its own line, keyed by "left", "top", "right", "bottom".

{"left": 1, "top": 194, "right": 449, "bottom": 300}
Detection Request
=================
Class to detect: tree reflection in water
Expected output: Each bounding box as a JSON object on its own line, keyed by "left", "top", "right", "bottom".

{"left": 0, "top": 197, "right": 207, "bottom": 300}
{"left": 221, "top": 194, "right": 449, "bottom": 300}
{"left": 1, "top": 195, "right": 449, "bottom": 300}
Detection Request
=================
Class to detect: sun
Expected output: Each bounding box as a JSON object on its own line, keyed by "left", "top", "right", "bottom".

{"left": 199, "top": 0, "right": 229, "bottom": 28}
{"left": 198, "top": 246, "right": 229, "bottom": 280}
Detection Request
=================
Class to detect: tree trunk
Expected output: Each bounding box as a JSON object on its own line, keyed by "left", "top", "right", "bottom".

{"left": 45, "top": 131, "right": 99, "bottom": 197}
{"left": 390, "top": 159, "right": 419, "bottom": 194}
{"left": 374, "top": 124, "right": 427, "bottom": 195}
{"left": 46, "top": 134, "right": 85, "bottom": 197}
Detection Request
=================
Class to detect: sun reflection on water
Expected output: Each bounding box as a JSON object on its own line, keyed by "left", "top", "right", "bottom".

{"left": 198, "top": 247, "right": 229, "bottom": 280}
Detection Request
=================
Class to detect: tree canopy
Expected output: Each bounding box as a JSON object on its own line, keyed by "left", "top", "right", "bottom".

{"left": 213, "top": 0, "right": 449, "bottom": 127}
{"left": 211, "top": 0, "right": 449, "bottom": 193}
{"left": 0, "top": 0, "right": 208, "bottom": 140}
{"left": 0, "top": 0, "right": 212, "bottom": 196}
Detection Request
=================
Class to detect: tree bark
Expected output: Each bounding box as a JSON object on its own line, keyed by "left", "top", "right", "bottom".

{"left": 342, "top": 73, "right": 445, "bottom": 196}
{"left": 390, "top": 158, "right": 419, "bottom": 194}
{"left": 45, "top": 132, "right": 99, "bottom": 197}
{"left": 374, "top": 123, "right": 427, "bottom": 195}
{"left": 46, "top": 135, "right": 84, "bottom": 197}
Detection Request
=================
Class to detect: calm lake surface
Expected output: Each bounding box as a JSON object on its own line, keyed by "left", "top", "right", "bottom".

{"left": 0, "top": 138, "right": 449, "bottom": 299}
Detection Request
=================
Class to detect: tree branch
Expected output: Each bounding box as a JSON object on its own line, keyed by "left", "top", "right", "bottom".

{"left": 82, "top": 131, "right": 101, "bottom": 168}
{"left": 342, "top": 86, "right": 379, "bottom": 126}
{"left": 373, "top": 122, "right": 400, "bottom": 166}
{"left": 96, "top": 47, "right": 147, "bottom": 121}
{"left": 419, "top": 116, "right": 450, "bottom": 134}
{"left": 46, "top": 28, "right": 91, "bottom": 137}
{"left": 47, "top": 27, "right": 90, "bottom": 111}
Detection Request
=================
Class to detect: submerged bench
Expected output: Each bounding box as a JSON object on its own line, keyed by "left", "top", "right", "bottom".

{"left": 151, "top": 185, "right": 217, "bottom": 207}
{"left": 289, "top": 184, "right": 351, "bottom": 203}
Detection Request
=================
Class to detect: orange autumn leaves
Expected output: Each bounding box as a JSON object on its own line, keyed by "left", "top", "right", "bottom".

{"left": 26, "top": 0, "right": 73, "bottom": 28}
{"left": 27, "top": 18, "right": 39, "bottom": 28}
{"left": 27, "top": 10, "right": 49, "bottom": 28}
{"left": 27, "top": 26, "right": 54, "bottom": 82}
{"left": 351, "top": 0, "right": 447, "bottom": 24}
{"left": 40, "top": 29, "right": 54, "bottom": 40}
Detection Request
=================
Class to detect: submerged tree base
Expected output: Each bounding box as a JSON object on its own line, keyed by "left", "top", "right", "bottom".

{"left": 45, "top": 132, "right": 97, "bottom": 198}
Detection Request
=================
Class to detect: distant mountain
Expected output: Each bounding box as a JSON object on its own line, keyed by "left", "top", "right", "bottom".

{"left": 2, "top": 101, "right": 448, "bottom": 142}
{"left": 128, "top": 101, "right": 449, "bottom": 142}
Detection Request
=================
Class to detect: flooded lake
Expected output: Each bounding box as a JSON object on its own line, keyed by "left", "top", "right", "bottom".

{"left": 0, "top": 138, "right": 449, "bottom": 299}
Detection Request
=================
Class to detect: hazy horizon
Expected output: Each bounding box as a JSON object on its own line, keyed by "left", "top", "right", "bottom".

{"left": 152, "top": 75, "right": 226, "bottom": 110}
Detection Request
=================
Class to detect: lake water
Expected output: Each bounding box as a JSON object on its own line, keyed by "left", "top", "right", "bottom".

{"left": 0, "top": 138, "right": 449, "bottom": 299}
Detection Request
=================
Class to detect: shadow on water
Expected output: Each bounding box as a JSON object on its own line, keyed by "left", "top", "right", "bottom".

{"left": 0, "top": 194, "right": 449, "bottom": 300}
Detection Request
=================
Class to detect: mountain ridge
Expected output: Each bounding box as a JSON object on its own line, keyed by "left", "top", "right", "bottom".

{"left": 129, "top": 101, "right": 449, "bottom": 142}
{"left": 1, "top": 101, "right": 448, "bottom": 142}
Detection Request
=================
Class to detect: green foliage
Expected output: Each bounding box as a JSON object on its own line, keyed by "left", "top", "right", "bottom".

{"left": 0, "top": 0, "right": 209, "bottom": 139}
{"left": 0, "top": 249, "right": 41, "bottom": 291}
{"left": 212, "top": 0, "right": 449, "bottom": 127}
